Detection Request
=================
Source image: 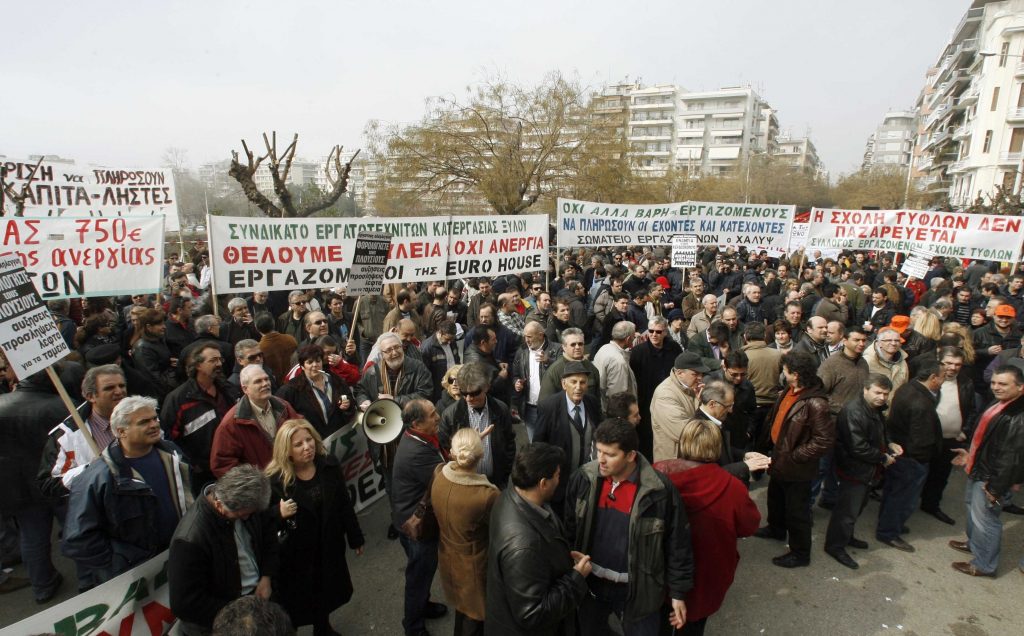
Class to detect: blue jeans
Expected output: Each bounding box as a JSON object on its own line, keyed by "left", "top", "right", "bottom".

{"left": 876, "top": 457, "right": 929, "bottom": 541}
{"left": 398, "top": 535, "right": 439, "bottom": 633}
{"left": 12, "top": 503, "right": 61, "bottom": 600}
{"left": 810, "top": 450, "right": 839, "bottom": 507}
{"left": 523, "top": 404, "right": 539, "bottom": 442}
{"left": 964, "top": 478, "right": 1006, "bottom": 574}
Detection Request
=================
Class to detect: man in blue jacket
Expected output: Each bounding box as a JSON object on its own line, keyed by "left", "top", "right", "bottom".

{"left": 63, "top": 396, "right": 192, "bottom": 587}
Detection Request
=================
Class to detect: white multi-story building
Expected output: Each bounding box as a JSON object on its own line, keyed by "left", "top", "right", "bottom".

{"left": 914, "top": 1, "right": 1024, "bottom": 206}
{"left": 595, "top": 81, "right": 803, "bottom": 177}
{"left": 863, "top": 111, "right": 917, "bottom": 169}
{"left": 774, "top": 135, "right": 824, "bottom": 175}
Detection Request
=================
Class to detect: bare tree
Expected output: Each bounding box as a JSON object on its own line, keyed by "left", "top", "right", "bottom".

{"left": 0, "top": 156, "right": 44, "bottom": 217}
{"left": 227, "top": 132, "right": 359, "bottom": 218}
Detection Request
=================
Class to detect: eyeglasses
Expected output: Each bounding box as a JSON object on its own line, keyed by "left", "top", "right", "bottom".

{"left": 312, "top": 319, "right": 327, "bottom": 326}
{"left": 204, "top": 357, "right": 224, "bottom": 364}
{"left": 648, "top": 329, "right": 664, "bottom": 334}
{"left": 293, "top": 300, "right": 308, "bottom": 306}
{"left": 566, "top": 342, "right": 585, "bottom": 347}
{"left": 381, "top": 346, "right": 402, "bottom": 355}
{"left": 462, "top": 389, "right": 484, "bottom": 398}
{"left": 245, "top": 352, "right": 264, "bottom": 362}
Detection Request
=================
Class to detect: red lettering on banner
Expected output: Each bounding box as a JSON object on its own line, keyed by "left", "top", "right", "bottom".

{"left": 391, "top": 242, "right": 441, "bottom": 259}
{"left": 142, "top": 600, "right": 176, "bottom": 634}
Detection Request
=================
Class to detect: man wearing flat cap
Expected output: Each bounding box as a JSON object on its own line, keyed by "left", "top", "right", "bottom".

{"left": 651, "top": 352, "right": 712, "bottom": 462}
{"left": 533, "top": 360, "right": 603, "bottom": 515}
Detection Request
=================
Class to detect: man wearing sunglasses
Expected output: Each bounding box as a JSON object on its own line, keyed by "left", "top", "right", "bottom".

{"left": 630, "top": 317, "right": 683, "bottom": 460}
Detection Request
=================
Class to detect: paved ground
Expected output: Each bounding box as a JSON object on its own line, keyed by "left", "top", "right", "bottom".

{"left": 3, "top": 444, "right": 1023, "bottom": 635}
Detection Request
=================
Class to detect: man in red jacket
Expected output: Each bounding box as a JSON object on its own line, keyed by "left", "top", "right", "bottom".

{"left": 210, "top": 366, "right": 298, "bottom": 477}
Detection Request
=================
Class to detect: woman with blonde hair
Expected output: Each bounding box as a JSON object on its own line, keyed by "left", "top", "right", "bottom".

{"left": 903, "top": 307, "right": 942, "bottom": 369}
{"left": 266, "top": 419, "right": 364, "bottom": 636}
{"left": 431, "top": 427, "right": 498, "bottom": 635}
{"left": 437, "top": 364, "right": 463, "bottom": 415}
{"left": 941, "top": 322, "right": 976, "bottom": 364}
{"left": 654, "top": 418, "right": 761, "bottom": 636}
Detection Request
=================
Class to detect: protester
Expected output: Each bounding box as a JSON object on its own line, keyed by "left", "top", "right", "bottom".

{"left": 63, "top": 396, "right": 192, "bottom": 586}
{"left": 485, "top": 443, "right": 590, "bottom": 635}
{"left": 431, "top": 428, "right": 499, "bottom": 635}
{"left": 266, "top": 419, "right": 365, "bottom": 635}
{"left": 655, "top": 418, "right": 761, "bottom": 635}
{"left": 169, "top": 465, "right": 278, "bottom": 636}
{"left": 276, "top": 344, "right": 355, "bottom": 440}
{"left": 391, "top": 399, "right": 449, "bottom": 635}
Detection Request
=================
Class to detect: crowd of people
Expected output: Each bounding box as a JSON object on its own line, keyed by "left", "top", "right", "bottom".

{"left": 1, "top": 238, "right": 1024, "bottom": 635}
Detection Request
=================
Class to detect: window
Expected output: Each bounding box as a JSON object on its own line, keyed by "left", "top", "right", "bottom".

{"left": 999, "top": 41, "right": 1010, "bottom": 67}
{"left": 992, "top": 86, "right": 1001, "bottom": 111}
{"left": 1009, "top": 128, "right": 1024, "bottom": 153}
{"left": 1017, "top": 84, "right": 1024, "bottom": 108}
{"left": 983, "top": 130, "right": 993, "bottom": 153}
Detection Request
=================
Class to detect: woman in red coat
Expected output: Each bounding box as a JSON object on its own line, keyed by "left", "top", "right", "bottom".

{"left": 655, "top": 418, "right": 761, "bottom": 636}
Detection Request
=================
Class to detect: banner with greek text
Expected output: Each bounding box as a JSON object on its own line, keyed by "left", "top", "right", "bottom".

{"left": 446, "top": 214, "right": 548, "bottom": 279}
{"left": 323, "top": 422, "right": 386, "bottom": 512}
{"left": 1, "top": 158, "right": 181, "bottom": 232}
{"left": 806, "top": 208, "right": 1023, "bottom": 263}
{"left": 0, "top": 254, "right": 71, "bottom": 378}
{"left": 0, "top": 216, "right": 165, "bottom": 299}
{"left": 209, "top": 214, "right": 549, "bottom": 293}
{"left": 0, "top": 551, "right": 177, "bottom": 636}
{"left": 556, "top": 198, "right": 794, "bottom": 250}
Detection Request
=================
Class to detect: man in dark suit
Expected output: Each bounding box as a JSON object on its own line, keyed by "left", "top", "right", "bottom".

{"left": 532, "top": 361, "right": 602, "bottom": 515}
{"left": 438, "top": 363, "right": 516, "bottom": 488}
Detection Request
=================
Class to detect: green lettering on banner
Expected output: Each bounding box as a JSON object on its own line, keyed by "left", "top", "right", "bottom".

{"left": 52, "top": 603, "right": 108, "bottom": 635}
{"left": 110, "top": 576, "right": 150, "bottom": 618}
{"left": 327, "top": 426, "right": 360, "bottom": 462}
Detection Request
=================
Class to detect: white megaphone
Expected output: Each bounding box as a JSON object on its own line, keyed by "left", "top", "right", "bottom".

{"left": 358, "top": 398, "right": 404, "bottom": 444}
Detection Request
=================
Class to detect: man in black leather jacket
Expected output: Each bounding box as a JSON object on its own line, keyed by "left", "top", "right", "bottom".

{"left": 949, "top": 364, "right": 1024, "bottom": 577}
{"left": 824, "top": 374, "right": 903, "bottom": 569}
{"left": 486, "top": 443, "right": 590, "bottom": 636}
{"left": 168, "top": 465, "right": 278, "bottom": 636}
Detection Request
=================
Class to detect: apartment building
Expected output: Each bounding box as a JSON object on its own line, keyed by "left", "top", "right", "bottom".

{"left": 863, "top": 111, "right": 917, "bottom": 170}
{"left": 913, "top": 1, "right": 1024, "bottom": 205}
{"left": 774, "top": 135, "right": 824, "bottom": 175}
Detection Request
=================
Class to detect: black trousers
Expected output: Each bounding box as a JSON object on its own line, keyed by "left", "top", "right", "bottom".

{"left": 824, "top": 479, "right": 869, "bottom": 552}
{"left": 921, "top": 438, "right": 962, "bottom": 512}
{"left": 766, "top": 477, "right": 813, "bottom": 558}
{"left": 680, "top": 617, "right": 708, "bottom": 636}
{"left": 454, "top": 611, "right": 484, "bottom": 636}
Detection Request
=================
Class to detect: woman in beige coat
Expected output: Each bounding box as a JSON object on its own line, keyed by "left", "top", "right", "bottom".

{"left": 431, "top": 428, "right": 499, "bottom": 635}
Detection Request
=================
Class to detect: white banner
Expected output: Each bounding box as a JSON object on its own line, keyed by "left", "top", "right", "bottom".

{"left": 323, "top": 422, "right": 386, "bottom": 512}
{"left": 209, "top": 214, "right": 549, "bottom": 293}
{"left": 447, "top": 214, "right": 548, "bottom": 278}
{"left": 0, "top": 254, "right": 71, "bottom": 379}
{"left": 556, "top": 198, "right": 794, "bottom": 250}
{"left": 0, "top": 216, "right": 165, "bottom": 299}
{"left": 1, "top": 158, "right": 181, "bottom": 232}
{"left": 0, "top": 551, "right": 176, "bottom": 636}
{"left": 788, "top": 222, "right": 809, "bottom": 251}
{"left": 806, "top": 208, "right": 1024, "bottom": 263}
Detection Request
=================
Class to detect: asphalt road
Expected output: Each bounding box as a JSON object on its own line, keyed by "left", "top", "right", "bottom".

{"left": 3, "top": 436, "right": 1023, "bottom": 635}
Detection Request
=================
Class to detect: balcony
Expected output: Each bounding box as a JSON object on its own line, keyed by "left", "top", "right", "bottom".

{"left": 682, "top": 103, "right": 746, "bottom": 115}
{"left": 631, "top": 101, "right": 675, "bottom": 110}
{"left": 948, "top": 159, "right": 969, "bottom": 173}
{"left": 952, "top": 124, "right": 971, "bottom": 139}
{"left": 958, "top": 83, "right": 980, "bottom": 105}
{"left": 1007, "top": 108, "right": 1024, "bottom": 123}
{"left": 999, "top": 151, "right": 1023, "bottom": 164}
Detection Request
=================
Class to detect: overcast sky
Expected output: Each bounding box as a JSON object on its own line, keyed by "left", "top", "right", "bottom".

{"left": 2, "top": 0, "right": 971, "bottom": 178}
